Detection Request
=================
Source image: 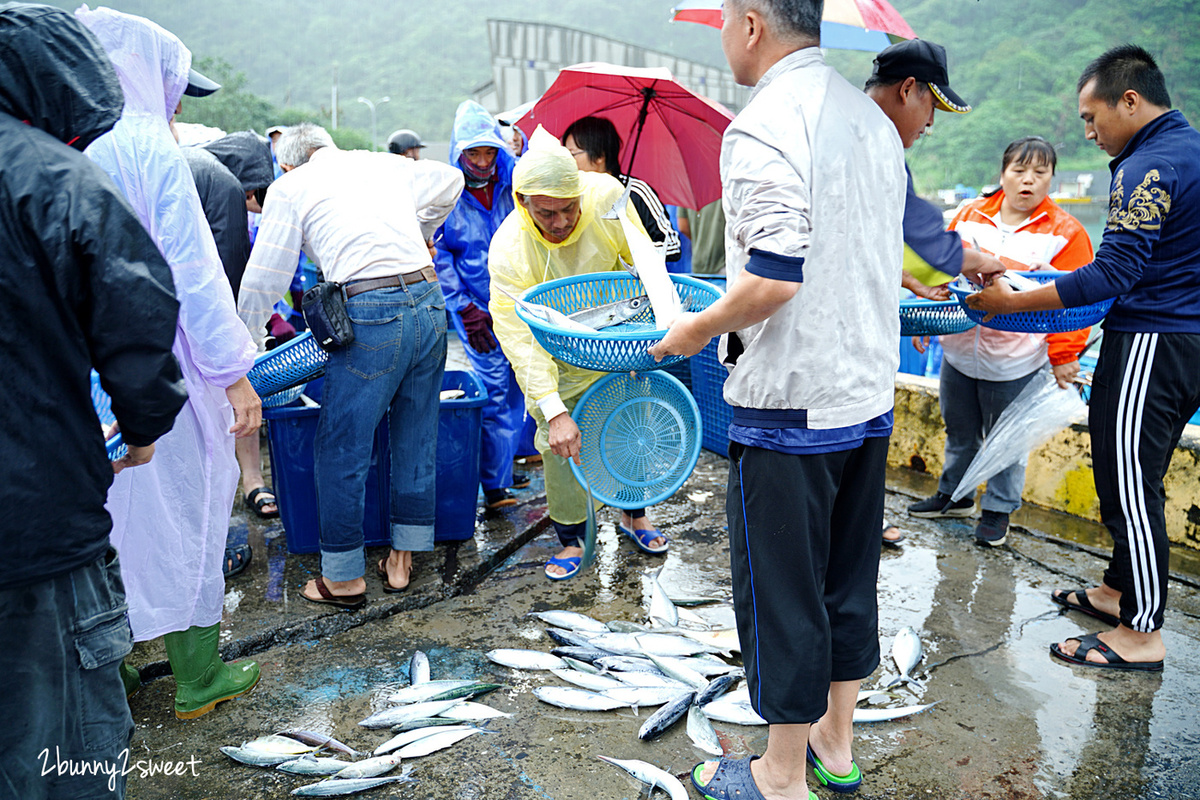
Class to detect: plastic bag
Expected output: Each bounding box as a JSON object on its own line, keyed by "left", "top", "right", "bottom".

{"left": 951, "top": 369, "right": 1087, "bottom": 502}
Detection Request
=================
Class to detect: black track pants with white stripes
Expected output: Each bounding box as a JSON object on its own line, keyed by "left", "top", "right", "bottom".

{"left": 1090, "top": 330, "right": 1200, "bottom": 632}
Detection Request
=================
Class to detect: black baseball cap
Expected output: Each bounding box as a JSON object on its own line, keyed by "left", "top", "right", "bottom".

{"left": 871, "top": 39, "right": 970, "bottom": 114}
{"left": 184, "top": 66, "right": 221, "bottom": 97}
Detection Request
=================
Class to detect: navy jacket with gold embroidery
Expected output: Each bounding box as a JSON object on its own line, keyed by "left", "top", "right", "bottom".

{"left": 1056, "top": 110, "right": 1200, "bottom": 333}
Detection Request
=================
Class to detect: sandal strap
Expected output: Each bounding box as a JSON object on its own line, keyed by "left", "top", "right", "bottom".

{"left": 313, "top": 576, "right": 335, "bottom": 601}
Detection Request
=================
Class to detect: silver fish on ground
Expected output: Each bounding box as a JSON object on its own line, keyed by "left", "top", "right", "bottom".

{"left": 592, "top": 655, "right": 663, "bottom": 675}
{"left": 695, "top": 673, "right": 738, "bottom": 706}
{"left": 375, "top": 724, "right": 475, "bottom": 756}
{"left": 660, "top": 655, "right": 742, "bottom": 678}
{"left": 568, "top": 294, "right": 650, "bottom": 330}
{"left": 610, "top": 671, "right": 689, "bottom": 690}
{"left": 597, "top": 755, "right": 688, "bottom": 800}
{"left": 220, "top": 745, "right": 300, "bottom": 767}
{"left": 647, "top": 653, "right": 707, "bottom": 690}
{"left": 545, "top": 628, "right": 595, "bottom": 648}
{"left": 551, "top": 646, "right": 613, "bottom": 663}
{"left": 887, "top": 626, "right": 925, "bottom": 690}
{"left": 550, "top": 667, "right": 624, "bottom": 692}
{"left": 386, "top": 680, "right": 501, "bottom": 706}
{"left": 331, "top": 752, "right": 402, "bottom": 779}
{"left": 498, "top": 287, "right": 597, "bottom": 333}
{"left": 290, "top": 772, "right": 415, "bottom": 797}
{"left": 277, "top": 755, "right": 354, "bottom": 775}
{"left": 358, "top": 698, "right": 464, "bottom": 729}
{"left": 686, "top": 704, "right": 724, "bottom": 756}
{"left": 278, "top": 731, "right": 359, "bottom": 758}
{"left": 638, "top": 691, "right": 696, "bottom": 741}
{"left": 699, "top": 690, "right": 767, "bottom": 727}
{"left": 241, "top": 734, "right": 316, "bottom": 755}
{"left": 562, "top": 656, "right": 602, "bottom": 674}
{"left": 853, "top": 701, "right": 940, "bottom": 723}
{"left": 648, "top": 570, "right": 679, "bottom": 628}
{"left": 606, "top": 620, "right": 651, "bottom": 633}
{"left": 436, "top": 701, "right": 512, "bottom": 721}
{"left": 667, "top": 595, "right": 726, "bottom": 607}
{"left": 533, "top": 686, "right": 629, "bottom": 711}
{"left": 527, "top": 610, "right": 610, "bottom": 633}
{"left": 388, "top": 717, "right": 465, "bottom": 733}
{"left": 409, "top": 650, "right": 431, "bottom": 685}
{"left": 486, "top": 648, "right": 566, "bottom": 671}
{"left": 602, "top": 686, "right": 686, "bottom": 709}
{"left": 395, "top": 727, "right": 484, "bottom": 758}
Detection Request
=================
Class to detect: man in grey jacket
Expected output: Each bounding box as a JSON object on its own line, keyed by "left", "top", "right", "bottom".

{"left": 651, "top": 1, "right": 905, "bottom": 797}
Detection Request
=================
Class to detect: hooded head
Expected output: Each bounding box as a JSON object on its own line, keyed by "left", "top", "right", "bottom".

{"left": 0, "top": 3, "right": 124, "bottom": 150}
{"left": 449, "top": 100, "right": 514, "bottom": 189}
{"left": 75, "top": 5, "right": 192, "bottom": 121}
{"left": 202, "top": 130, "right": 274, "bottom": 193}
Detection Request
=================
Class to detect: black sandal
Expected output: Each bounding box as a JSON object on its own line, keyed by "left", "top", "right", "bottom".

{"left": 224, "top": 544, "right": 252, "bottom": 578}
{"left": 244, "top": 487, "right": 280, "bottom": 519}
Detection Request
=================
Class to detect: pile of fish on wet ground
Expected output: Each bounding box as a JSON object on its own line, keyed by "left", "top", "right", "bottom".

{"left": 485, "top": 570, "right": 939, "bottom": 798}
{"left": 219, "top": 650, "right": 507, "bottom": 796}
{"left": 217, "top": 571, "right": 937, "bottom": 797}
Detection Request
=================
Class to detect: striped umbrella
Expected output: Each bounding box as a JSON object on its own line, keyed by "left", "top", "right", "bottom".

{"left": 670, "top": 0, "right": 916, "bottom": 52}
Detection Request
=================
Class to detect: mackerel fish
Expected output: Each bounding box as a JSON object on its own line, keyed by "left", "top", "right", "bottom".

{"left": 567, "top": 294, "right": 650, "bottom": 330}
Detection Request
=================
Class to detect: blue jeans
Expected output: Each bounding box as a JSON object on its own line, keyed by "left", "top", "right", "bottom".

{"left": 0, "top": 548, "right": 134, "bottom": 799}
{"left": 937, "top": 361, "right": 1038, "bottom": 514}
{"left": 315, "top": 281, "right": 447, "bottom": 581}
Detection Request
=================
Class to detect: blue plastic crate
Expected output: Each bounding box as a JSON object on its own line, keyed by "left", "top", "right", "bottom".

{"left": 691, "top": 338, "right": 733, "bottom": 458}
{"left": 899, "top": 298, "right": 976, "bottom": 337}
{"left": 263, "top": 370, "right": 486, "bottom": 553}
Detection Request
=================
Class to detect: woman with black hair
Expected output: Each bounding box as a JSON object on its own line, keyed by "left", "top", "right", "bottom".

{"left": 908, "top": 136, "right": 1093, "bottom": 546}
{"left": 562, "top": 116, "right": 682, "bottom": 263}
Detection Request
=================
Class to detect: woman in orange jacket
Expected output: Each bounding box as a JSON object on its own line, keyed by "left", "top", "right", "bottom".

{"left": 908, "top": 136, "right": 1094, "bottom": 545}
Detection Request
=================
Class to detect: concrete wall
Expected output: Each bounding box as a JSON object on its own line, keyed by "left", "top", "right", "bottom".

{"left": 891, "top": 374, "right": 1200, "bottom": 553}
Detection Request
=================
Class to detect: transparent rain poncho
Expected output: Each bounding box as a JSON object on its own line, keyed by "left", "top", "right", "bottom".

{"left": 78, "top": 6, "right": 256, "bottom": 641}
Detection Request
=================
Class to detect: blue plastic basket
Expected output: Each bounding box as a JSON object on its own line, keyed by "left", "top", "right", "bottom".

{"left": 261, "top": 383, "right": 306, "bottom": 408}
{"left": 516, "top": 273, "right": 724, "bottom": 373}
{"left": 246, "top": 332, "right": 329, "bottom": 399}
{"left": 90, "top": 372, "right": 126, "bottom": 461}
{"left": 899, "top": 299, "right": 976, "bottom": 337}
{"left": 570, "top": 371, "right": 702, "bottom": 510}
{"left": 947, "top": 272, "right": 1113, "bottom": 333}
{"left": 691, "top": 338, "right": 734, "bottom": 457}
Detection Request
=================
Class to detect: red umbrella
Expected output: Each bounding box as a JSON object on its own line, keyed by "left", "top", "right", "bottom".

{"left": 670, "top": 0, "right": 916, "bottom": 52}
{"left": 515, "top": 62, "right": 735, "bottom": 210}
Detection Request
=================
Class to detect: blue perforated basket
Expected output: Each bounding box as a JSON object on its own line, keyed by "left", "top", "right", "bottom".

{"left": 570, "top": 371, "right": 702, "bottom": 510}
{"left": 899, "top": 299, "right": 977, "bottom": 337}
{"left": 246, "top": 332, "right": 329, "bottom": 399}
{"left": 90, "top": 371, "right": 126, "bottom": 461}
{"left": 516, "top": 273, "right": 724, "bottom": 373}
{"left": 947, "top": 272, "right": 1113, "bottom": 333}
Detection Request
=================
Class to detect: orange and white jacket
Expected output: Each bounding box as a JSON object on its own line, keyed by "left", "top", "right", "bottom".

{"left": 942, "top": 192, "right": 1094, "bottom": 381}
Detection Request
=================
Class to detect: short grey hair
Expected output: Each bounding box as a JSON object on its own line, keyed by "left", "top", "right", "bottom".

{"left": 726, "top": 0, "right": 823, "bottom": 46}
{"left": 275, "top": 123, "right": 336, "bottom": 168}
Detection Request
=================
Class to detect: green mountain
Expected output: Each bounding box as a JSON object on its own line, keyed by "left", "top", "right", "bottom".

{"left": 47, "top": 0, "right": 1199, "bottom": 194}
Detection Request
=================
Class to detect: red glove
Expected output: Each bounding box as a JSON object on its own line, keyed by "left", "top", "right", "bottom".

{"left": 458, "top": 303, "right": 497, "bottom": 354}
{"left": 266, "top": 313, "right": 297, "bottom": 345}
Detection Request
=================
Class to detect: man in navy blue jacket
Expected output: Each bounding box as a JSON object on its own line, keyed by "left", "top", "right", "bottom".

{"left": 969, "top": 44, "right": 1200, "bottom": 672}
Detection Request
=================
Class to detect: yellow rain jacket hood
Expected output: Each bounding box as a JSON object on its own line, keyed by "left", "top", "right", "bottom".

{"left": 489, "top": 126, "right": 651, "bottom": 418}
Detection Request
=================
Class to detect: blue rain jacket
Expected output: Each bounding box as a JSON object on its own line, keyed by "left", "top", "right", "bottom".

{"left": 435, "top": 101, "right": 516, "bottom": 314}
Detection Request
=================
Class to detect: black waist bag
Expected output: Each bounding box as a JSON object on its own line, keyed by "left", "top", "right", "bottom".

{"left": 302, "top": 282, "right": 356, "bottom": 351}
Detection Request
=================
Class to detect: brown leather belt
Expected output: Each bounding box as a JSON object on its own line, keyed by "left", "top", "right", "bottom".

{"left": 343, "top": 266, "right": 438, "bottom": 298}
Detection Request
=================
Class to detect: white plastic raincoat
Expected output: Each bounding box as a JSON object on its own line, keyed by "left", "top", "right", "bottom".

{"left": 78, "top": 7, "right": 256, "bottom": 641}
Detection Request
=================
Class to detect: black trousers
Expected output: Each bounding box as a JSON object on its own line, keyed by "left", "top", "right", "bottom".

{"left": 726, "top": 436, "right": 887, "bottom": 724}
{"left": 1091, "top": 331, "right": 1200, "bottom": 632}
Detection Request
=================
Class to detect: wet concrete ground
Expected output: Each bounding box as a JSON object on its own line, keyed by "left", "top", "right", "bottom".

{"left": 121, "top": 442, "right": 1200, "bottom": 800}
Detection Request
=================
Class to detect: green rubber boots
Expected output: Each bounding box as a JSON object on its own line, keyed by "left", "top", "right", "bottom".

{"left": 162, "top": 623, "right": 260, "bottom": 720}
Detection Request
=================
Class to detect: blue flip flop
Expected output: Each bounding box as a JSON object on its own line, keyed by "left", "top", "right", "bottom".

{"left": 544, "top": 555, "right": 581, "bottom": 581}
{"left": 618, "top": 523, "right": 669, "bottom": 555}
{"left": 807, "top": 744, "right": 862, "bottom": 793}
{"left": 691, "top": 757, "right": 817, "bottom": 800}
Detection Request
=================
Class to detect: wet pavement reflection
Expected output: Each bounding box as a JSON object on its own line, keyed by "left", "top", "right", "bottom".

{"left": 121, "top": 450, "right": 1200, "bottom": 799}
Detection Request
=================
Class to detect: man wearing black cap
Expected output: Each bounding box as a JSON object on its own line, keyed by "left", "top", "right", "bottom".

{"left": 865, "top": 39, "right": 1004, "bottom": 293}
{"left": 388, "top": 128, "right": 426, "bottom": 160}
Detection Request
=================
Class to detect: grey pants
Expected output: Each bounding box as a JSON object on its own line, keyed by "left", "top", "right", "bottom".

{"left": 0, "top": 548, "right": 135, "bottom": 798}
{"left": 937, "top": 361, "right": 1039, "bottom": 514}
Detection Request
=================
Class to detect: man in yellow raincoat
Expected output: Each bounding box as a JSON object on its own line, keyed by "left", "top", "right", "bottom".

{"left": 489, "top": 127, "right": 668, "bottom": 579}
